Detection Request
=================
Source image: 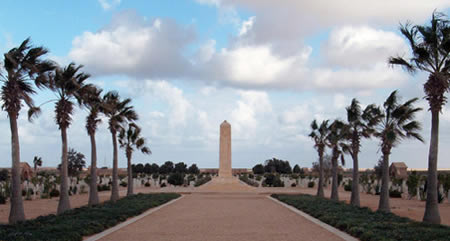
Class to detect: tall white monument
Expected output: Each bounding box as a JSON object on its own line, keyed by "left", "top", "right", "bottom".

{"left": 219, "top": 120, "right": 232, "bottom": 177}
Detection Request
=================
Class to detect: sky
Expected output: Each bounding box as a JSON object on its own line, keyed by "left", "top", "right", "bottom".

{"left": 1, "top": 0, "right": 450, "bottom": 169}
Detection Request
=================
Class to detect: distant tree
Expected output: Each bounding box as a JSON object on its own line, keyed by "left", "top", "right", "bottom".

{"left": 159, "top": 161, "right": 174, "bottom": 174}
{"left": 0, "top": 169, "right": 9, "bottom": 182}
{"left": 58, "top": 148, "right": 86, "bottom": 177}
{"left": 293, "top": 165, "right": 301, "bottom": 174}
{"left": 312, "top": 154, "right": 332, "bottom": 185}
{"left": 150, "top": 163, "right": 159, "bottom": 174}
{"left": 264, "top": 158, "right": 292, "bottom": 174}
{"left": 167, "top": 172, "right": 184, "bottom": 186}
{"left": 33, "top": 156, "right": 42, "bottom": 172}
{"left": 374, "top": 159, "right": 383, "bottom": 181}
{"left": 134, "top": 163, "right": 144, "bottom": 173}
{"left": 252, "top": 164, "right": 264, "bottom": 175}
{"left": 174, "top": 162, "right": 187, "bottom": 173}
{"left": 143, "top": 163, "right": 152, "bottom": 174}
{"left": 188, "top": 164, "right": 200, "bottom": 175}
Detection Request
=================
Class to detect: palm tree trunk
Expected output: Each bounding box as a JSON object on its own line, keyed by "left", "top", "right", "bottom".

{"left": 423, "top": 110, "right": 441, "bottom": 224}
{"left": 350, "top": 150, "right": 360, "bottom": 206}
{"left": 8, "top": 112, "right": 25, "bottom": 224}
{"left": 378, "top": 150, "right": 390, "bottom": 212}
{"left": 127, "top": 153, "right": 133, "bottom": 196}
{"left": 57, "top": 126, "right": 71, "bottom": 214}
{"left": 88, "top": 132, "right": 99, "bottom": 206}
{"left": 317, "top": 147, "right": 324, "bottom": 198}
{"left": 330, "top": 148, "right": 339, "bottom": 201}
{"left": 110, "top": 130, "right": 119, "bottom": 202}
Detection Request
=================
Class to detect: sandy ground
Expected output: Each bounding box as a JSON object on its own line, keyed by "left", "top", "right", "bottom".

{"left": 0, "top": 186, "right": 154, "bottom": 224}
{"left": 1, "top": 177, "right": 449, "bottom": 226}
{"left": 96, "top": 193, "right": 345, "bottom": 241}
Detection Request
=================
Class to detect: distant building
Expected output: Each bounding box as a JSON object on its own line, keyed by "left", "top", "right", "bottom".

{"left": 389, "top": 162, "right": 408, "bottom": 179}
{"left": 19, "top": 162, "right": 33, "bottom": 180}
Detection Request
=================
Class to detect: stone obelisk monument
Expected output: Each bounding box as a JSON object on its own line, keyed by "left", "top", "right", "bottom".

{"left": 219, "top": 120, "right": 232, "bottom": 178}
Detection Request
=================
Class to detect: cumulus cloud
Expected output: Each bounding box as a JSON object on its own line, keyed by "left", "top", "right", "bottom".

{"left": 69, "top": 10, "right": 195, "bottom": 78}
{"left": 323, "top": 26, "right": 409, "bottom": 69}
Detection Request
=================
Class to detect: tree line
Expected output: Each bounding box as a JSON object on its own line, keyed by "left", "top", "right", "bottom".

{"left": 131, "top": 161, "right": 200, "bottom": 175}
{"left": 1, "top": 38, "right": 150, "bottom": 224}
{"left": 309, "top": 12, "right": 449, "bottom": 224}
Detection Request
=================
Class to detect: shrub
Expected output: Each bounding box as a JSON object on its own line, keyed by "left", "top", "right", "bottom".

{"left": 255, "top": 175, "right": 262, "bottom": 181}
{"left": 248, "top": 173, "right": 254, "bottom": 179}
{"left": 0, "top": 193, "right": 6, "bottom": 204}
{"left": 144, "top": 182, "right": 151, "bottom": 187}
{"left": 406, "top": 171, "right": 420, "bottom": 198}
{"left": 194, "top": 176, "right": 212, "bottom": 187}
{"left": 272, "top": 194, "right": 450, "bottom": 241}
{"left": 291, "top": 183, "right": 296, "bottom": 187}
{"left": 160, "top": 183, "right": 167, "bottom": 188}
{"left": 120, "top": 181, "right": 127, "bottom": 187}
{"left": 97, "top": 184, "right": 110, "bottom": 192}
{"left": 0, "top": 169, "right": 9, "bottom": 182}
{"left": 167, "top": 173, "right": 185, "bottom": 186}
{"left": 389, "top": 189, "right": 402, "bottom": 198}
{"left": 0, "top": 193, "right": 180, "bottom": 241}
{"left": 263, "top": 173, "right": 284, "bottom": 187}
{"left": 307, "top": 181, "right": 315, "bottom": 188}
{"left": 344, "top": 180, "right": 352, "bottom": 192}
{"left": 49, "top": 189, "right": 60, "bottom": 198}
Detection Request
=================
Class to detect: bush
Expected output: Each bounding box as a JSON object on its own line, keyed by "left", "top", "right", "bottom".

{"left": 0, "top": 193, "right": 180, "bottom": 241}
{"left": 248, "top": 173, "right": 254, "bottom": 179}
{"left": 0, "top": 193, "right": 6, "bottom": 204}
{"left": 389, "top": 189, "right": 402, "bottom": 198}
{"left": 144, "top": 182, "right": 151, "bottom": 187}
{"left": 307, "top": 181, "right": 315, "bottom": 188}
{"left": 97, "top": 184, "right": 110, "bottom": 192}
{"left": 344, "top": 180, "right": 352, "bottom": 192}
{"left": 291, "top": 183, "right": 296, "bottom": 187}
{"left": 0, "top": 169, "right": 9, "bottom": 182}
{"left": 263, "top": 174, "right": 284, "bottom": 187}
{"left": 49, "top": 189, "right": 60, "bottom": 198}
{"left": 272, "top": 194, "right": 450, "bottom": 241}
{"left": 194, "top": 176, "right": 212, "bottom": 187}
{"left": 255, "top": 175, "right": 262, "bottom": 181}
{"left": 167, "top": 173, "right": 185, "bottom": 186}
{"left": 120, "top": 181, "right": 127, "bottom": 187}
{"left": 160, "top": 183, "right": 167, "bottom": 188}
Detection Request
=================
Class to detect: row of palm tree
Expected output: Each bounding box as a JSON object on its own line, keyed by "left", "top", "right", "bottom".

{"left": 310, "top": 11, "right": 450, "bottom": 224}
{"left": 0, "top": 39, "right": 151, "bottom": 224}
{"left": 310, "top": 91, "right": 423, "bottom": 211}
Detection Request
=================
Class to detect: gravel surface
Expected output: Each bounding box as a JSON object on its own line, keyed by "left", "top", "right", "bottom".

{"left": 97, "top": 193, "right": 345, "bottom": 241}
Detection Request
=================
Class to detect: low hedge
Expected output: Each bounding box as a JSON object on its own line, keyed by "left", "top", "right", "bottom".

{"left": 0, "top": 193, "right": 180, "bottom": 241}
{"left": 272, "top": 194, "right": 450, "bottom": 241}
{"left": 239, "top": 175, "right": 259, "bottom": 187}
{"left": 194, "top": 176, "right": 211, "bottom": 187}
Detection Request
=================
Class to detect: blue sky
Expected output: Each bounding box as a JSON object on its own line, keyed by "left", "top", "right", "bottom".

{"left": 1, "top": 0, "right": 450, "bottom": 170}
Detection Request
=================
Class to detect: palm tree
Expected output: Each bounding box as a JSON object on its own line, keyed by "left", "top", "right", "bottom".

{"left": 309, "top": 120, "right": 330, "bottom": 198}
{"left": 343, "top": 99, "right": 382, "bottom": 206}
{"left": 326, "top": 120, "right": 347, "bottom": 201}
{"left": 102, "top": 91, "right": 137, "bottom": 202}
{"left": 374, "top": 91, "right": 423, "bottom": 213}
{"left": 0, "top": 38, "right": 54, "bottom": 223}
{"left": 118, "top": 123, "right": 151, "bottom": 196}
{"left": 48, "top": 63, "right": 90, "bottom": 214}
{"left": 33, "top": 156, "right": 43, "bottom": 172}
{"left": 82, "top": 85, "right": 103, "bottom": 206}
{"left": 389, "top": 11, "right": 450, "bottom": 224}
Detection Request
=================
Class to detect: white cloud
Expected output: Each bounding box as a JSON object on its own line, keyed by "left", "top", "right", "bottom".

{"left": 69, "top": 10, "right": 195, "bottom": 78}
{"left": 323, "top": 26, "right": 409, "bottom": 69}
{"left": 98, "top": 0, "right": 121, "bottom": 10}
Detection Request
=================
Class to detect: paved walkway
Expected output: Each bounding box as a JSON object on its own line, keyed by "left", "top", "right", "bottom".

{"left": 95, "top": 193, "right": 346, "bottom": 241}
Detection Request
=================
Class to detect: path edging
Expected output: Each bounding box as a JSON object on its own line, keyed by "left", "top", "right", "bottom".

{"left": 84, "top": 195, "right": 185, "bottom": 241}
{"left": 268, "top": 196, "right": 359, "bottom": 241}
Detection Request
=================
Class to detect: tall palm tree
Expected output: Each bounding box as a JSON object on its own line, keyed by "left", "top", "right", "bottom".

{"left": 0, "top": 38, "right": 54, "bottom": 223}
{"left": 374, "top": 91, "right": 423, "bottom": 213}
{"left": 102, "top": 91, "right": 137, "bottom": 202}
{"left": 309, "top": 119, "right": 330, "bottom": 198}
{"left": 343, "top": 99, "right": 382, "bottom": 206}
{"left": 33, "top": 156, "right": 43, "bottom": 172}
{"left": 326, "top": 120, "right": 347, "bottom": 201}
{"left": 82, "top": 85, "right": 103, "bottom": 206}
{"left": 48, "top": 63, "right": 90, "bottom": 214}
{"left": 389, "top": 11, "right": 450, "bottom": 224}
{"left": 118, "top": 123, "right": 151, "bottom": 196}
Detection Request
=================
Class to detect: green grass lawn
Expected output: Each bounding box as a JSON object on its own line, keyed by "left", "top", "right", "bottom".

{"left": 0, "top": 193, "right": 180, "bottom": 241}
{"left": 272, "top": 194, "right": 450, "bottom": 241}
